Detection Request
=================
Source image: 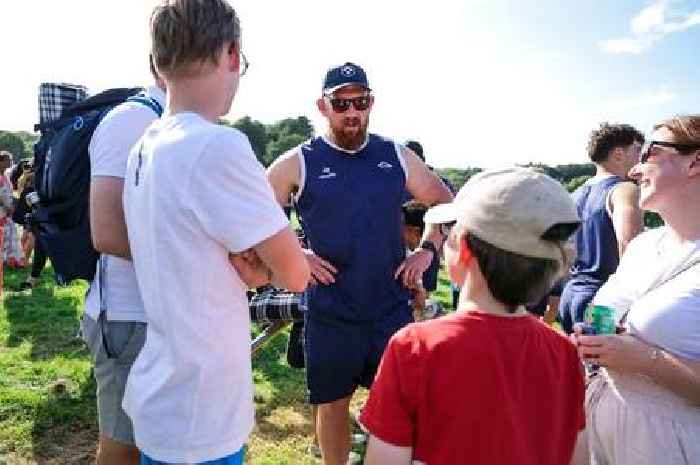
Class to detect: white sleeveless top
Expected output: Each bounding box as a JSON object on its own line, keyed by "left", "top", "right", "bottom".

{"left": 594, "top": 226, "right": 700, "bottom": 360}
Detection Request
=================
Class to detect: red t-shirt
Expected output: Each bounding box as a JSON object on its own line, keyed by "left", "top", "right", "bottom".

{"left": 360, "top": 310, "right": 585, "bottom": 465}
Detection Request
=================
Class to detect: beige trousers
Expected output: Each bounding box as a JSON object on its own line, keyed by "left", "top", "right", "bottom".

{"left": 586, "top": 370, "right": 700, "bottom": 465}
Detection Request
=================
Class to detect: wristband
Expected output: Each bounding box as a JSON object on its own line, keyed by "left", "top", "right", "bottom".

{"left": 419, "top": 240, "right": 437, "bottom": 256}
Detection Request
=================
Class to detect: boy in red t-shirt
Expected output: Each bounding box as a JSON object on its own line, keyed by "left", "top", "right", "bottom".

{"left": 360, "top": 168, "right": 586, "bottom": 465}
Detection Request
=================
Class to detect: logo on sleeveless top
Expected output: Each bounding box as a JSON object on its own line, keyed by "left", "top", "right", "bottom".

{"left": 341, "top": 65, "right": 356, "bottom": 77}
{"left": 377, "top": 161, "right": 393, "bottom": 170}
{"left": 318, "top": 167, "right": 337, "bottom": 179}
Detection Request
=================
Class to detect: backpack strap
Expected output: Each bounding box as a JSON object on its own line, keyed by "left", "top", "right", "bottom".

{"left": 127, "top": 95, "right": 164, "bottom": 117}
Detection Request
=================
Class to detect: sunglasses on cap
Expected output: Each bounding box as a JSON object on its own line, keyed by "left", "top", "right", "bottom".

{"left": 639, "top": 140, "right": 700, "bottom": 164}
{"left": 325, "top": 95, "right": 372, "bottom": 112}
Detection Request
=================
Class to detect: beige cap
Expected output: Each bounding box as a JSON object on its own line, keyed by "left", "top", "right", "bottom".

{"left": 425, "top": 168, "right": 580, "bottom": 260}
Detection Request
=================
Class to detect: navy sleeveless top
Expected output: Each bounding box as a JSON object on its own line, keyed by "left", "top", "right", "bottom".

{"left": 568, "top": 176, "right": 623, "bottom": 288}
{"left": 296, "top": 135, "right": 411, "bottom": 323}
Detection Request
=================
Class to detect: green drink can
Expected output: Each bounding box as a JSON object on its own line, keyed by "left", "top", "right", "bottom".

{"left": 584, "top": 305, "right": 616, "bottom": 335}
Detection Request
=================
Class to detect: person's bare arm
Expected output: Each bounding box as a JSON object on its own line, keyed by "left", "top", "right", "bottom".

{"left": 91, "top": 177, "right": 130, "bottom": 259}
{"left": 609, "top": 182, "right": 643, "bottom": 257}
{"left": 267, "top": 149, "right": 338, "bottom": 285}
{"left": 266, "top": 149, "right": 301, "bottom": 207}
{"left": 396, "top": 147, "right": 453, "bottom": 288}
{"left": 403, "top": 147, "right": 453, "bottom": 207}
{"left": 642, "top": 349, "right": 700, "bottom": 406}
{"left": 364, "top": 435, "right": 413, "bottom": 465}
{"left": 253, "top": 226, "right": 310, "bottom": 292}
{"left": 577, "top": 333, "right": 700, "bottom": 405}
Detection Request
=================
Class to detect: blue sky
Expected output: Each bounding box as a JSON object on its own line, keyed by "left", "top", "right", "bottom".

{"left": 0, "top": 0, "right": 698, "bottom": 168}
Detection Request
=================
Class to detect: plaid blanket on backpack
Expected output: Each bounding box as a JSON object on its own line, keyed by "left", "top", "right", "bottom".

{"left": 38, "top": 82, "right": 88, "bottom": 126}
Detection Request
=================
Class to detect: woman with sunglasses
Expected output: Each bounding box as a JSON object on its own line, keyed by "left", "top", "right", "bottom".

{"left": 575, "top": 114, "right": 700, "bottom": 465}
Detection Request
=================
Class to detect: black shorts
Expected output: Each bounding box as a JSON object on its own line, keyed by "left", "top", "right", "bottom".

{"left": 304, "top": 311, "right": 411, "bottom": 405}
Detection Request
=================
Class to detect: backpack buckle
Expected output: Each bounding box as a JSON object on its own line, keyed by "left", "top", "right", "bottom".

{"left": 73, "top": 116, "right": 85, "bottom": 131}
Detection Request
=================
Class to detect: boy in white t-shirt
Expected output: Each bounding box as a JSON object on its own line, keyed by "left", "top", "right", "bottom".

{"left": 122, "top": 1, "right": 310, "bottom": 464}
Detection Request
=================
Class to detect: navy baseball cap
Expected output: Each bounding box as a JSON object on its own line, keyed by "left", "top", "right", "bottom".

{"left": 322, "top": 62, "right": 370, "bottom": 94}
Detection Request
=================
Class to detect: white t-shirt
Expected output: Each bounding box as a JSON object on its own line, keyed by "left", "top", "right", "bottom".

{"left": 84, "top": 85, "right": 166, "bottom": 322}
{"left": 594, "top": 226, "right": 700, "bottom": 359}
{"left": 122, "top": 112, "right": 288, "bottom": 463}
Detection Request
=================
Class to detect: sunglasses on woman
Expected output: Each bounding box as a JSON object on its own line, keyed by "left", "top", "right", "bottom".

{"left": 639, "top": 140, "right": 700, "bottom": 164}
{"left": 325, "top": 95, "right": 372, "bottom": 112}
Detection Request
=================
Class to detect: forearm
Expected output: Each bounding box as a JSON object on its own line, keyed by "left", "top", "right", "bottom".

{"left": 255, "top": 227, "right": 310, "bottom": 292}
{"left": 91, "top": 219, "right": 132, "bottom": 259}
{"left": 364, "top": 436, "right": 413, "bottom": 465}
{"left": 90, "top": 178, "right": 131, "bottom": 259}
{"left": 640, "top": 349, "right": 700, "bottom": 405}
{"left": 106, "top": 243, "right": 132, "bottom": 260}
{"left": 420, "top": 223, "right": 444, "bottom": 250}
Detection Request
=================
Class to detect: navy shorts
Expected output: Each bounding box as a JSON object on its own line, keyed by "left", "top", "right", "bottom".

{"left": 304, "top": 310, "right": 411, "bottom": 405}
{"left": 559, "top": 284, "right": 598, "bottom": 334}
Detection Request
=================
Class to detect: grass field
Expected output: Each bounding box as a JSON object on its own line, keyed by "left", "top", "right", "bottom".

{"left": 0, "top": 266, "right": 453, "bottom": 465}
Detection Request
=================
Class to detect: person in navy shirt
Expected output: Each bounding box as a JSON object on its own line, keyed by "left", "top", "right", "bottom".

{"left": 559, "top": 123, "right": 644, "bottom": 333}
{"left": 267, "top": 62, "right": 452, "bottom": 465}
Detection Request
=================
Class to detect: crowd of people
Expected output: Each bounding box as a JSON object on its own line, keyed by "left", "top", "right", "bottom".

{"left": 0, "top": 151, "right": 46, "bottom": 297}
{"left": 7, "top": 0, "right": 698, "bottom": 464}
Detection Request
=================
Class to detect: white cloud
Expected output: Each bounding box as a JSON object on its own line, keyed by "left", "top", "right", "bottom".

{"left": 601, "top": 0, "right": 700, "bottom": 54}
{"left": 601, "top": 38, "right": 650, "bottom": 54}
{"left": 632, "top": 1, "right": 668, "bottom": 35}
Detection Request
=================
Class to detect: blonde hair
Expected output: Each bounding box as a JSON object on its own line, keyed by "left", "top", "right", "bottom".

{"left": 150, "top": 0, "right": 241, "bottom": 79}
{"left": 653, "top": 115, "right": 700, "bottom": 146}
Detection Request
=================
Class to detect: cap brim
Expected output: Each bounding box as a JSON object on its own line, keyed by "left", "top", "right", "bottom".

{"left": 424, "top": 203, "right": 459, "bottom": 224}
{"left": 324, "top": 83, "right": 371, "bottom": 94}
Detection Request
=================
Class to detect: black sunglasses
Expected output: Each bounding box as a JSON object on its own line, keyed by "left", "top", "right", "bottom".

{"left": 326, "top": 95, "right": 371, "bottom": 112}
{"left": 640, "top": 140, "right": 700, "bottom": 163}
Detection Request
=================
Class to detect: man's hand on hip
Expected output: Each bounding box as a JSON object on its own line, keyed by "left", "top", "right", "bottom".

{"left": 304, "top": 249, "right": 337, "bottom": 285}
{"left": 395, "top": 249, "right": 433, "bottom": 289}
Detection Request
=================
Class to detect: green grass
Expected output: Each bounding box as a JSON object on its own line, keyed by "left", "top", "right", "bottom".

{"left": 0, "top": 265, "right": 454, "bottom": 465}
{"left": 0, "top": 267, "right": 96, "bottom": 464}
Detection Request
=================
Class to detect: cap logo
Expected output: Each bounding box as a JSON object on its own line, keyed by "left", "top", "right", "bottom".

{"left": 341, "top": 65, "right": 356, "bottom": 77}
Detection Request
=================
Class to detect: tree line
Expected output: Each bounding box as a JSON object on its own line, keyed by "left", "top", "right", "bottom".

{"left": 0, "top": 130, "right": 37, "bottom": 159}
{"left": 0, "top": 119, "right": 597, "bottom": 184}
{"left": 0, "top": 117, "right": 662, "bottom": 228}
{"left": 437, "top": 162, "right": 595, "bottom": 193}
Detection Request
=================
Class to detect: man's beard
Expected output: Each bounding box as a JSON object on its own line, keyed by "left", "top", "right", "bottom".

{"left": 329, "top": 116, "right": 369, "bottom": 150}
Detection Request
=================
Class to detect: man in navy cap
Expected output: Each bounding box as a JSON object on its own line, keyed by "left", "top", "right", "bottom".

{"left": 268, "top": 62, "right": 452, "bottom": 465}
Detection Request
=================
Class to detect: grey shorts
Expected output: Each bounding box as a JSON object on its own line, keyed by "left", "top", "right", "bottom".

{"left": 81, "top": 313, "right": 146, "bottom": 445}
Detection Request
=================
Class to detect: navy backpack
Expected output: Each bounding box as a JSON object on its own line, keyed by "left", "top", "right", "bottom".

{"left": 31, "top": 87, "right": 163, "bottom": 284}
